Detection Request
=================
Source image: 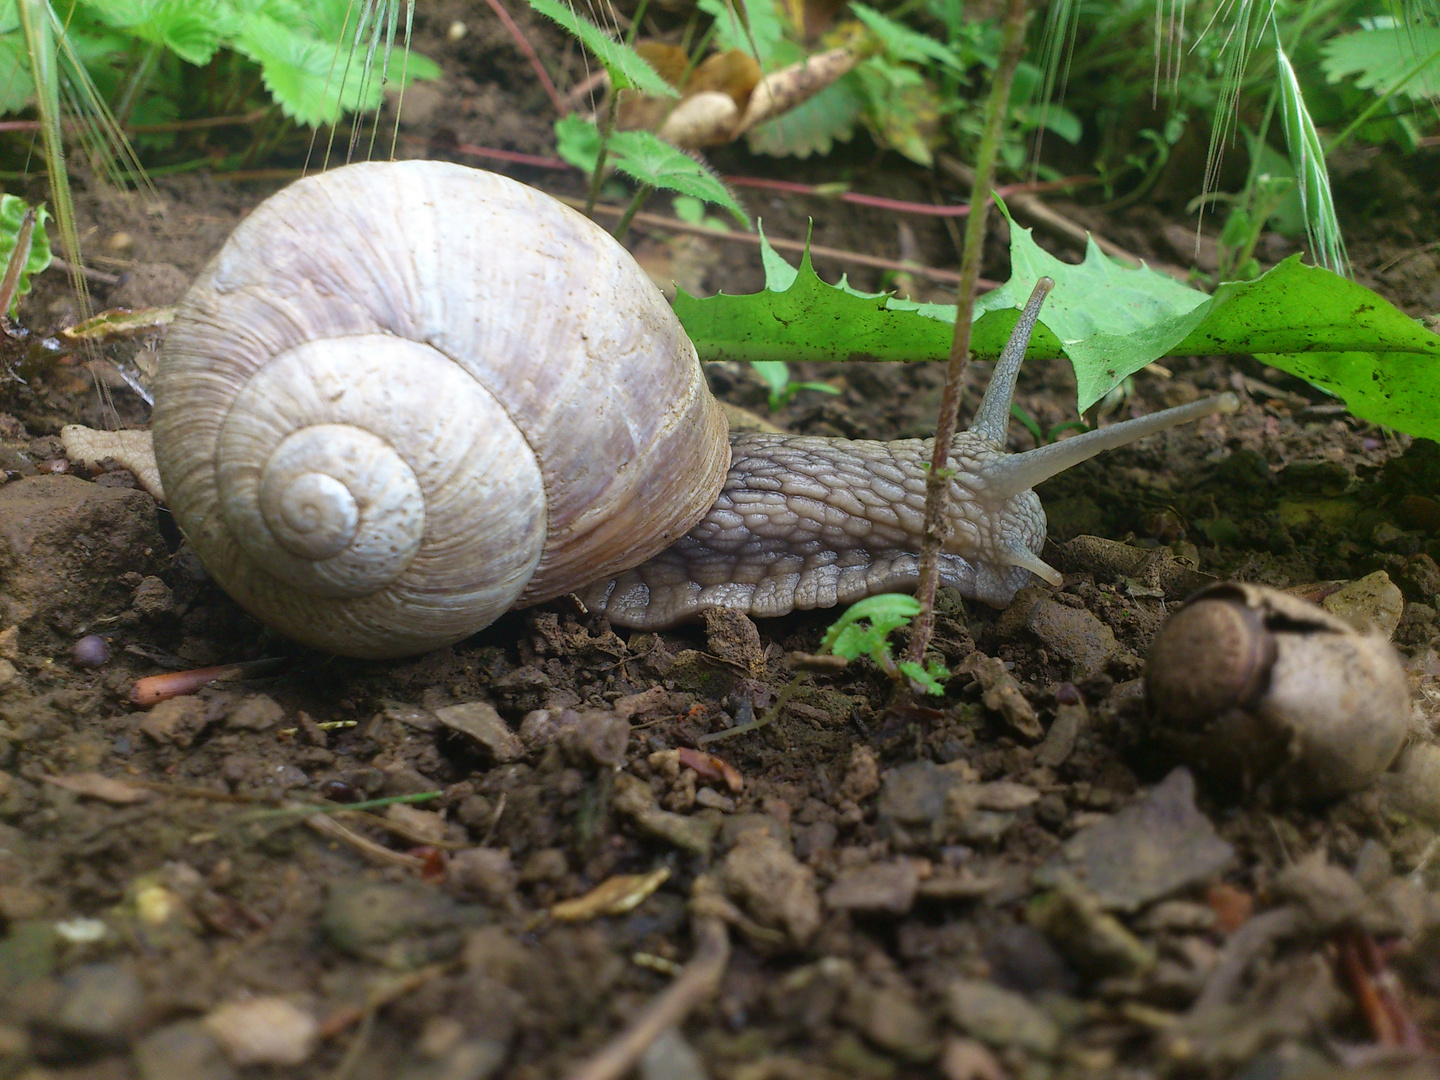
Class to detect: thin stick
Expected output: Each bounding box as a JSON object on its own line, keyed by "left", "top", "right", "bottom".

{"left": 936, "top": 153, "right": 1146, "bottom": 269}
{"left": 46, "top": 257, "right": 120, "bottom": 286}
{"left": 0, "top": 207, "right": 36, "bottom": 318}
{"left": 565, "top": 196, "right": 985, "bottom": 286}
{"left": 905, "top": 0, "right": 1032, "bottom": 671}
{"left": 565, "top": 915, "right": 729, "bottom": 1080}
{"left": 480, "top": 0, "right": 568, "bottom": 117}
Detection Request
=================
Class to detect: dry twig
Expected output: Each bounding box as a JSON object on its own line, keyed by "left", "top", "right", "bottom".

{"left": 564, "top": 913, "right": 730, "bottom": 1080}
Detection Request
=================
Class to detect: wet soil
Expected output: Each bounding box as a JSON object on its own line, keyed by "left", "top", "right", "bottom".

{"left": 2, "top": 6, "right": 1440, "bottom": 1079}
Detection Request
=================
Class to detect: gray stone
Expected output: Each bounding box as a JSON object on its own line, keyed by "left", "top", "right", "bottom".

{"left": 640, "top": 1026, "right": 707, "bottom": 1080}
{"left": 435, "top": 701, "right": 523, "bottom": 762}
{"left": 55, "top": 961, "right": 143, "bottom": 1040}
{"left": 322, "top": 881, "right": 482, "bottom": 966}
{"left": 134, "top": 1020, "right": 237, "bottom": 1080}
{"left": 1026, "top": 599, "right": 1121, "bottom": 681}
{"left": 1036, "top": 703, "right": 1086, "bottom": 768}
{"left": 225, "top": 694, "right": 284, "bottom": 731}
{"left": 824, "top": 861, "right": 920, "bottom": 915}
{"left": 846, "top": 982, "right": 939, "bottom": 1063}
{"left": 945, "top": 978, "right": 1059, "bottom": 1056}
{"left": 1034, "top": 768, "right": 1233, "bottom": 912}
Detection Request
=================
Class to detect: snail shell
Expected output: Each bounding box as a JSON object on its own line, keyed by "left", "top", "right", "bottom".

{"left": 1145, "top": 581, "right": 1413, "bottom": 802}
{"left": 152, "top": 161, "right": 729, "bottom": 658}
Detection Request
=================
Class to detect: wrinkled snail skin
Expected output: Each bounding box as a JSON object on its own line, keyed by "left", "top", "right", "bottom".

{"left": 582, "top": 349, "right": 1241, "bottom": 630}
{"left": 152, "top": 159, "right": 1239, "bottom": 658}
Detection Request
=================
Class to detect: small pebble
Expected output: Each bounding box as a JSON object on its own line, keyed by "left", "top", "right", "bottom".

{"left": 134, "top": 1021, "right": 236, "bottom": 1080}
{"left": 71, "top": 634, "right": 111, "bottom": 667}
{"left": 203, "top": 997, "right": 318, "bottom": 1067}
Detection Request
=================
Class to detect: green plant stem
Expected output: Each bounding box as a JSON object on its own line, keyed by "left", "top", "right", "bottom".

{"left": 612, "top": 183, "right": 653, "bottom": 240}
{"left": 16, "top": 0, "right": 85, "bottom": 313}
{"left": 584, "top": 93, "right": 621, "bottom": 219}
{"left": 905, "top": 0, "right": 1031, "bottom": 674}
{"left": 113, "top": 42, "right": 162, "bottom": 128}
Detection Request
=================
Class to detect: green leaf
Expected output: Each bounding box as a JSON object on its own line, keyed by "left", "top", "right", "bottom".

{"left": 0, "top": 195, "right": 52, "bottom": 316}
{"left": 850, "top": 2, "right": 962, "bottom": 70}
{"left": 554, "top": 113, "right": 602, "bottom": 173}
{"left": 819, "top": 593, "right": 919, "bottom": 657}
{"left": 525, "top": 0, "right": 676, "bottom": 96}
{"left": 1321, "top": 23, "right": 1440, "bottom": 103}
{"left": 697, "top": 0, "right": 790, "bottom": 66}
{"left": 83, "top": 0, "right": 230, "bottom": 65}
{"left": 232, "top": 11, "right": 436, "bottom": 126}
{"left": 607, "top": 130, "right": 750, "bottom": 226}
{"left": 0, "top": 32, "right": 35, "bottom": 111}
{"left": 676, "top": 242, "right": 1057, "bottom": 364}
{"left": 676, "top": 217, "right": 1440, "bottom": 439}
{"left": 897, "top": 659, "right": 947, "bottom": 695}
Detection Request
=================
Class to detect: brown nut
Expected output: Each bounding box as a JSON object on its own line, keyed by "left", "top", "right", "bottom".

{"left": 1144, "top": 581, "right": 1412, "bottom": 803}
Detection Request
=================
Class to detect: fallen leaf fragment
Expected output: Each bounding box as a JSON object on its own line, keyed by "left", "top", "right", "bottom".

{"left": 60, "top": 304, "right": 175, "bottom": 343}
{"left": 550, "top": 867, "right": 671, "bottom": 922}
{"left": 677, "top": 747, "right": 744, "bottom": 792}
{"left": 659, "top": 90, "right": 740, "bottom": 147}
{"left": 738, "top": 47, "right": 862, "bottom": 134}
{"left": 40, "top": 772, "right": 152, "bottom": 804}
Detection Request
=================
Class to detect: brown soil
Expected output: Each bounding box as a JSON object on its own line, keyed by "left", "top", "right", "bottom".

{"left": 2, "top": 6, "right": 1439, "bottom": 1080}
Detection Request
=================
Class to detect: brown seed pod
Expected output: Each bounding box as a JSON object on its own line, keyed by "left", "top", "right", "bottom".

{"left": 1144, "top": 581, "right": 1413, "bottom": 803}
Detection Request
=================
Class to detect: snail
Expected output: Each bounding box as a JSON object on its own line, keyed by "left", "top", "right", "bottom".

{"left": 149, "top": 159, "right": 1237, "bottom": 659}
{"left": 1144, "top": 581, "right": 1412, "bottom": 802}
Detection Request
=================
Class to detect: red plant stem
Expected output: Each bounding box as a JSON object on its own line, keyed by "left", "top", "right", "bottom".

{"left": 904, "top": 0, "right": 1033, "bottom": 671}
{"left": 401, "top": 135, "right": 1092, "bottom": 221}
{"left": 480, "top": 0, "right": 568, "bottom": 118}
{"left": 724, "top": 174, "right": 1096, "bottom": 216}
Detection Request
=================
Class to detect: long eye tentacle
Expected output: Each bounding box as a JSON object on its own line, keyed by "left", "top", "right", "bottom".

{"left": 975, "top": 392, "right": 1239, "bottom": 501}
{"left": 968, "top": 276, "right": 1055, "bottom": 444}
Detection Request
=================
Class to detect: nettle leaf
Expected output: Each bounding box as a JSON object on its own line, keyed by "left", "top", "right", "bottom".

{"left": 1321, "top": 23, "right": 1440, "bottom": 102}
{"left": 675, "top": 230, "right": 1057, "bottom": 363}
{"left": 676, "top": 218, "right": 1440, "bottom": 439}
{"left": 607, "top": 131, "right": 750, "bottom": 227}
{"left": 233, "top": 11, "right": 437, "bottom": 126}
{"left": 0, "top": 195, "right": 53, "bottom": 316}
{"left": 526, "top": 0, "right": 675, "bottom": 97}
{"left": 83, "top": 0, "right": 230, "bottom": 65}
{"left": 554, "top": 113, "right": 602, "bottom": 173}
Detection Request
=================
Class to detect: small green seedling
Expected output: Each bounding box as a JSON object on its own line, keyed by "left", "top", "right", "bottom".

{"left": 818, "top": 593, "right": 948, "bottom": 695}
{"left": 751, "top": 360, "right": 841, "bottom": 411}
{"left": 699, "top": 592, "right": 946, "bottom": 744}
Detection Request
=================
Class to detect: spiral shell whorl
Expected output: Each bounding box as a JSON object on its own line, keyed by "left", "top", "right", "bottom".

{"left": 153, "top": 160, "right": 729, "bottom": 658}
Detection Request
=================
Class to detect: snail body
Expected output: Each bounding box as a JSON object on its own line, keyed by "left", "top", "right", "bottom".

{"left": 153, "top": 160, "right": 1236, "bottom": 658}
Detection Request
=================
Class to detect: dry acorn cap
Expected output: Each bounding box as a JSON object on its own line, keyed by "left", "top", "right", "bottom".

{"left": 1144, "top": 581, "right": 1413, "bottom": 803}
